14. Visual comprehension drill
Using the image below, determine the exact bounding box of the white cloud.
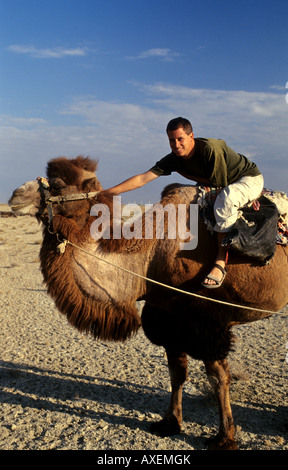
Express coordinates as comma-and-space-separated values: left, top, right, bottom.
126, 48, 181, 62
1, 84, 288, 203
141, 83, 288, 144
0, 116, 47, 127
269, 84, 287, 91
7, 45, 87, 59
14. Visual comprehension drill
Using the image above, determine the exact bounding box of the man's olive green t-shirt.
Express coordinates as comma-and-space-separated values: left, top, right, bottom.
149, 138, 261, 187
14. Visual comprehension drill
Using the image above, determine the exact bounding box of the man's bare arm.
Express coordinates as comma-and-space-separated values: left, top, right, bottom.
102, 171, 159, 196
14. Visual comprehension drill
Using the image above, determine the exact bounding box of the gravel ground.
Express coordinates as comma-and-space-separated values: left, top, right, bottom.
0, 211, 287, 452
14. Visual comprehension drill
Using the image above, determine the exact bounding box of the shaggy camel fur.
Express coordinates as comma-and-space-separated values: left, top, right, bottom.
9, 156, 288, 450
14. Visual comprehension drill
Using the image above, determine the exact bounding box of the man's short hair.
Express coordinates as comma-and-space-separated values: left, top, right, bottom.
166, 117, 193, 135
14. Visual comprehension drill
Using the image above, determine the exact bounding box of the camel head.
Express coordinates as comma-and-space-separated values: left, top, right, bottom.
9, 156, 102, 223
9, 179, 41, 216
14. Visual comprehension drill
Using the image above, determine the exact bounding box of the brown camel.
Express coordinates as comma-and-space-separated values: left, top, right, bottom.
9, 156, 288, 450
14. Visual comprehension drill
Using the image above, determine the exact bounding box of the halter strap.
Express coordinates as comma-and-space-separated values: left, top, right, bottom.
37, 177, 100, 232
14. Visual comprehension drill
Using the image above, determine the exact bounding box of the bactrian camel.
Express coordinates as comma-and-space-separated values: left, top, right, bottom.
9, 156, 288, 450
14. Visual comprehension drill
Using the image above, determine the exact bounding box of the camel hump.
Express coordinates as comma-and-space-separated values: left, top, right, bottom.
161, 183, 198, 203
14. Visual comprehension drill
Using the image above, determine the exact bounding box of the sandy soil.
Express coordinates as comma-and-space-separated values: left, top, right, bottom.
0, 206, 287, 451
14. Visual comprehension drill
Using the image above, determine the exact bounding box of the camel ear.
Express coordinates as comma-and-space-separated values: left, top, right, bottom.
81, 177, 98, 192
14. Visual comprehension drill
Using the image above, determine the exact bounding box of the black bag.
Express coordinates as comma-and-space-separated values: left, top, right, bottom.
222, 195, 279, 264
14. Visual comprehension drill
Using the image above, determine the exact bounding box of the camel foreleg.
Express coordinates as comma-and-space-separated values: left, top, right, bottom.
150, 350, 188, 436
204, 359, 238, 450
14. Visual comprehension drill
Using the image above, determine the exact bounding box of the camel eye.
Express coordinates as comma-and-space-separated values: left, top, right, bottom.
49, 178, 66, 194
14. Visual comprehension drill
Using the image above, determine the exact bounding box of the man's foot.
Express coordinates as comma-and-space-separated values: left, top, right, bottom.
201, 263, 227, 289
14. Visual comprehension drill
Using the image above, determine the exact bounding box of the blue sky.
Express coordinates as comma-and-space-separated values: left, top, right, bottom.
0, 0, 287, 204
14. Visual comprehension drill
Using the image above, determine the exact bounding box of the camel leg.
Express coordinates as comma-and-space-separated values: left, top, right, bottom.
150, 350, 188, 436
204, 359, 238, 450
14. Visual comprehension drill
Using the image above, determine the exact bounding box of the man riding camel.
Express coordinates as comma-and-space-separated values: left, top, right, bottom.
102, 117, 264, 288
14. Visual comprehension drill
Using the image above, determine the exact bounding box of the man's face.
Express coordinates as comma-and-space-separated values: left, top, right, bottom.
167, 127, 195, 159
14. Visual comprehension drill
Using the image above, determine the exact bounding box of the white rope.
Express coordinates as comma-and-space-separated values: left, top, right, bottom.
64, 239, 285, 316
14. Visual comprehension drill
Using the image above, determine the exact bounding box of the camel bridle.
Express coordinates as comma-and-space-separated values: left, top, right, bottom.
37, 176, 100, 231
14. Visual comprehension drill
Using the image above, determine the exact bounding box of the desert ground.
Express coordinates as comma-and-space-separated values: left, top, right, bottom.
0, 204, 287, 451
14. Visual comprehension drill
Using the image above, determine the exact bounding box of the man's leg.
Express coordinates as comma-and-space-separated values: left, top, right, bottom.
202, 174, 264, 288
202, 233, 227, 286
